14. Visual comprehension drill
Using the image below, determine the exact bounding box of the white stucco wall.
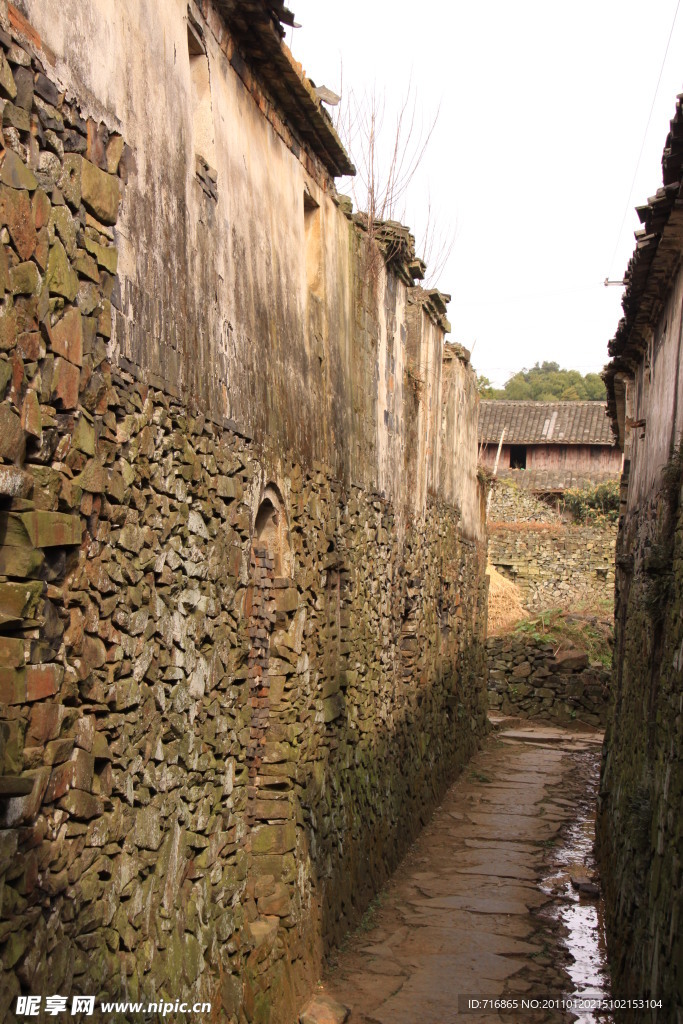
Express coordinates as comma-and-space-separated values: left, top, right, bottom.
626, 264, 683, 504
440, 347, 483, 541
20, 0, 481, 525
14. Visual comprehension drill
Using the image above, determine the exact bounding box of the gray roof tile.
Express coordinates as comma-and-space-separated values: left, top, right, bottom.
478, 401, 616, 445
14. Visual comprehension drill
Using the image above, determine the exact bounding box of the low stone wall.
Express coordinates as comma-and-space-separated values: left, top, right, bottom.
487, 635, 610, 727
489, 523, 616, 611
487, 480, 617, 612
488, 481, 561, 525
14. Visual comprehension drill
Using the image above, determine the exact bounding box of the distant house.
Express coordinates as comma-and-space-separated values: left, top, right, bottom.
478, 400, 623, 490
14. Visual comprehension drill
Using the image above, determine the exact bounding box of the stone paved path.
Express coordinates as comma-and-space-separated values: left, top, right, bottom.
315, 720, 606, 1024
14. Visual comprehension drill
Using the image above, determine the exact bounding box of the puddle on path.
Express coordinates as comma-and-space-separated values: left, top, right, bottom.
317, 727, 617, 1024
539, 748, 614, 1023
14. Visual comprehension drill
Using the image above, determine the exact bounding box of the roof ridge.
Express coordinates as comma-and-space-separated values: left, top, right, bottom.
479, 399, 607, 406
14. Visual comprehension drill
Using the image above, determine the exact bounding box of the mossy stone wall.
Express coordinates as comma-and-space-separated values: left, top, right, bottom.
597, 466, 683, 1022
0, 13, 488, 1023
487, 634, 610, 726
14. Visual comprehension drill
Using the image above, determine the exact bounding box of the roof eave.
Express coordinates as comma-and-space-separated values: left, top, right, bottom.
604, 92, 683, 432
214, 0, 356, 178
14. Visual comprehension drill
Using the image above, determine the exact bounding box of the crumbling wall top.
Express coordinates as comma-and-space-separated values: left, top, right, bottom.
604, 91, 683, 445
206, 0, 355, 177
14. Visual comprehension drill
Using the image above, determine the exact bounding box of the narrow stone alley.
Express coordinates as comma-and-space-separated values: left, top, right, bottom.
309, 720, 611, 1024
2, 3, 683, 1021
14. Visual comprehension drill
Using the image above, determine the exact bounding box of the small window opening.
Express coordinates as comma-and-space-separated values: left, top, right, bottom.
510, 445, 527, 469
253, 484, 292, 578
304, 189, 322, 296
188, 21, 216, 175
254, 498, 280, 571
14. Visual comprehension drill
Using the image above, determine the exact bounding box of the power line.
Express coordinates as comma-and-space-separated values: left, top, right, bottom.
607, 0, 681, 277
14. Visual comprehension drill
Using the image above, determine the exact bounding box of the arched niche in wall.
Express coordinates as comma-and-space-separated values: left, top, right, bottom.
252, 483, 292, 578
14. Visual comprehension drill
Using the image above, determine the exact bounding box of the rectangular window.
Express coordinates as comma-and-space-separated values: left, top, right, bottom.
510, 445, 527, 469
304, 189, 322, 296
188, 19, 216, 189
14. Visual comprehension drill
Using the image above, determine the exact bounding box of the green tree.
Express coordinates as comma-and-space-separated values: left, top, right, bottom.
476, 374, 500, 398
583, 373, 606, 400
480, 362, 606, 402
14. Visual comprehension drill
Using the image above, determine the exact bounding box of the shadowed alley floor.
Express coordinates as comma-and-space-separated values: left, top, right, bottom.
314, 720, 610, 1024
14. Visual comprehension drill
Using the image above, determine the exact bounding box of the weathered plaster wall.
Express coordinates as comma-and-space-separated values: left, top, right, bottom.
0, 5, 487, 1023
440, 343, 483, 540
18, 0, 471, 518
623, 266, 683, 506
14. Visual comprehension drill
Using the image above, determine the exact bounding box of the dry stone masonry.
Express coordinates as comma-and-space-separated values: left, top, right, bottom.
488, 481, 616, 611
0, 5, 488, 1023
487, 634, 610, 727
598, 463, 683, 1021
486, 483, 613, 731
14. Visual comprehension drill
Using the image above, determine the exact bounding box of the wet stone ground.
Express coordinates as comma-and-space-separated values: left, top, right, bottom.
314, 719, 613, 1024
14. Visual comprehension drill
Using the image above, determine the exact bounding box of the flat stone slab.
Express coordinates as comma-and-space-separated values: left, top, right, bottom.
308, 723, 606, 1023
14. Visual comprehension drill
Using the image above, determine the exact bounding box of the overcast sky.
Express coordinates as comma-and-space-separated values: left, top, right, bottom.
288, 1, 683, 387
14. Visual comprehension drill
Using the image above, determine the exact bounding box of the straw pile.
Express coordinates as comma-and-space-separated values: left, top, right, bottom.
487, 564, 528, 635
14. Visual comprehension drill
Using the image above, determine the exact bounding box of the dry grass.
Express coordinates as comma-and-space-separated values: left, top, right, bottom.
487, 564, 529, 635
487, 567, 614, 664
513, 607, 613, 667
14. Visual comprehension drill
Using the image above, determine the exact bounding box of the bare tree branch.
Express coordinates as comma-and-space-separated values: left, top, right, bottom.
335, 78, 455, 289
418, 191, 458, 289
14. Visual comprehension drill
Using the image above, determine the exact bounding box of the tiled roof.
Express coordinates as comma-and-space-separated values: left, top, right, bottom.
478, 401, 616, 445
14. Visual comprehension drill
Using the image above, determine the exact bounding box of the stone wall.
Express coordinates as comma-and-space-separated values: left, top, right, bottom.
597, 460, 683, 1022
1, 369, 488, 1020
487, 635, 610, 727
488, 482, 616, 611
488, 481, 561, 525
599, 91, 683, 1021
0, 6, 488, 1024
